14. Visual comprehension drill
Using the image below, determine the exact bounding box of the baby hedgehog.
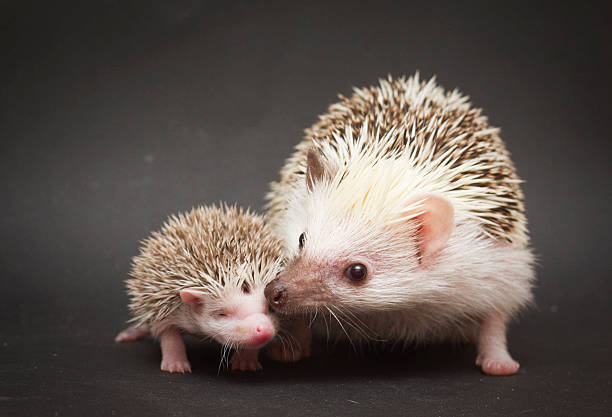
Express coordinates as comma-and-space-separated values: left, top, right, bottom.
115, 204, 284, 372
265, 73, 536, 376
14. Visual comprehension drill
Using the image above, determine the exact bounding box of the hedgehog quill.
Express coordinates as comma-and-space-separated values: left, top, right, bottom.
115, 204, 285, 372
265, 74, 536, 376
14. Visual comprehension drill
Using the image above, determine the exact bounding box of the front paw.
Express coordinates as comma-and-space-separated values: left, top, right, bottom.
161, 358, 192, 373
230, 351, 262, 371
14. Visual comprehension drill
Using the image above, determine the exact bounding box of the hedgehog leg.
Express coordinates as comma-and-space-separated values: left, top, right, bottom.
114, 324, 151, 342
159, 326, 191, 373
475, 314, 519, 376
230, 349, 262, 371
266, 317, 311, 363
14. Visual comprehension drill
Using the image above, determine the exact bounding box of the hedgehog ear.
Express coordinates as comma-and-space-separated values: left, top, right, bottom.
180, 288, 207, 308
306, 148, 329, 191
405, 194, 454, 262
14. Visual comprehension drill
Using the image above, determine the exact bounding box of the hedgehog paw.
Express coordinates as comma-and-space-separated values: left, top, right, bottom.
476, 314, 519, 376
476, 353, 519, 376
161, 358, 192, 373
159, 326, 190, 373
230, 349, 262, 371
115, 325, 150, 342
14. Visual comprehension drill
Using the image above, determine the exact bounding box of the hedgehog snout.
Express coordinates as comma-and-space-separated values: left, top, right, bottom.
265, 280, 287, 311
237, 313, 276, 348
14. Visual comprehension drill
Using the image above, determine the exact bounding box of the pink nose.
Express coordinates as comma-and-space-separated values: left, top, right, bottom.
241, 313, 275, 348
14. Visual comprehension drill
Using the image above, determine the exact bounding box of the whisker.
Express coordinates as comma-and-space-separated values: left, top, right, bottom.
277, 330, 297, 360
308, 307, 319, 328
226, 340, 235, 371
326, 306, 357, 353
321, 309, 330, 343
218, 342, 228, 375
335, 307, 382, 343
276, 333, 288, 358
341, 308, 376, 336
283, 330, 299, 359
333, 308, 370, 341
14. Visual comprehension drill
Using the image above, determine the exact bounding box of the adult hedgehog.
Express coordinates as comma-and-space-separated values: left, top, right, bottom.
265, 74, 535, 375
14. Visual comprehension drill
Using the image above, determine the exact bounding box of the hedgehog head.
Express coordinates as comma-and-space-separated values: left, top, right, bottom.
126, 205, 285, 348
267, 147, 455, 313
180, 282, 277, 349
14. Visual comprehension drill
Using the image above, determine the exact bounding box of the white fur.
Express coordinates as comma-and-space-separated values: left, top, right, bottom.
267, 74, 535, 347
152, 285, 277, 348
297, 121, 526, 245
276, 189, 535, 344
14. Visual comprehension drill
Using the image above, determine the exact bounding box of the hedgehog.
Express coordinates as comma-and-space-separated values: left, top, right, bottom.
115, 204, 286, 372
264, 73, 536, 376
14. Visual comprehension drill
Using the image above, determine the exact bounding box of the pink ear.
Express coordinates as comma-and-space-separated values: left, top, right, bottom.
408, 194, 454, 260
306, 148, 328, 191
180, 288, 207, 308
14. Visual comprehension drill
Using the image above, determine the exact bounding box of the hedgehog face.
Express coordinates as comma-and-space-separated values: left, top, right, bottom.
180, 285, 277, 349
267, 149, 455, 314
268, 209, 421, 313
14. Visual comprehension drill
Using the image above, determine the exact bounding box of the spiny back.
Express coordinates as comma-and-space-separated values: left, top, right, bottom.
126, 204, 284, 326
267, 74, 528, 246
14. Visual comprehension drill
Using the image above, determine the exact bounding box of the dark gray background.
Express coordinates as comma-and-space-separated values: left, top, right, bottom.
1, 1, 611, 416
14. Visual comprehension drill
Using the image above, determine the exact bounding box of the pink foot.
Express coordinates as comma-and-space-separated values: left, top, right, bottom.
230, 349, 262, 371
115, 325, 151, 342
476, 353, 520, 376
477, 314, 520, 376
158, 326, 191, 374
161, 357, 192, 373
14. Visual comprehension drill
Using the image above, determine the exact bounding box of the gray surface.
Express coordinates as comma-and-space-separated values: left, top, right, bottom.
1, 1, 611, 416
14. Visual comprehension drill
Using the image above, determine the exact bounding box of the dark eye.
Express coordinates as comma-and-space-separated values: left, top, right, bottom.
214, 310, 228, 318
298, 232, 306, 249
344, 263, 367, 282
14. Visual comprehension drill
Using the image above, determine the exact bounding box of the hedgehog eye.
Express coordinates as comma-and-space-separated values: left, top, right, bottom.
344, 263, 367, 282
298, 232, 306, 250
214, 310, 228, 318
